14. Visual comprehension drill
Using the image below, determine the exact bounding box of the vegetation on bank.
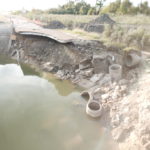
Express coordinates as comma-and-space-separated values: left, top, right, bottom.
63, 23, 150, 51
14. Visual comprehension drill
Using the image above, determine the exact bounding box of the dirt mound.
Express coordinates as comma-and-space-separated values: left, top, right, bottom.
44, 20, 66, 29
110, 71, 150, 150
84, 14, 115, 33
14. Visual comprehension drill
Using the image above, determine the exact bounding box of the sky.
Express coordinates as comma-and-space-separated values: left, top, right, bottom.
0, 0, 149, 11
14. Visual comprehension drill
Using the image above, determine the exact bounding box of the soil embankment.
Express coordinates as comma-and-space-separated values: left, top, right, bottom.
1, 17, 149, 150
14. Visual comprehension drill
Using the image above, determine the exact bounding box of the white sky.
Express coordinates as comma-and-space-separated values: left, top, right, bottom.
0, 0, 149, 11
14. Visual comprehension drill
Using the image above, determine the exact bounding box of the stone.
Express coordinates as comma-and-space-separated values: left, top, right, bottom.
120, 85, 127, 94
141, 135, 150, 146
79, 58, 92, 70
119, 79, 128, 85
99, 74, 111, 86
111, 114, 120, 128
56, 70, 65, 78
75, 69, 80, 73
92, 54, 109, 74
112, 90, 120, 100
90, 73, 104, 83
83, 68, 94, 77
77, 78, 95, 89
112, 127, 123, 141
144, 142, 150, 150
101, 93, 110, 100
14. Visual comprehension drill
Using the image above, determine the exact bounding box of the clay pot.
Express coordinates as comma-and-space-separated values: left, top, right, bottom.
86, 100, 102, 118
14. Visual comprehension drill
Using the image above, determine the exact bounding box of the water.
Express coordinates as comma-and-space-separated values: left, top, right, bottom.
0, 56, 118, 150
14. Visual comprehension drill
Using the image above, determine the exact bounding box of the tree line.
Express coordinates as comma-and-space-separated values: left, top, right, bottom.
13, 0, 150, 15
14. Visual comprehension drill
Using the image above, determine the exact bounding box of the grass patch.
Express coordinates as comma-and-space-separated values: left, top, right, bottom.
63, 28, 100, 40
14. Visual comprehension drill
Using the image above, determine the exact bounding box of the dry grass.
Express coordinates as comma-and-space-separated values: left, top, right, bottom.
111, 14, 150, 25
25, 13, 97, 27
101, 24, 150, 51
25, 13, 150, 26
63, 28, 100, 40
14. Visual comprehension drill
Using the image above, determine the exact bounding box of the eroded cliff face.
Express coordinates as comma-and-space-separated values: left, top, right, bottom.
9, 35, 126, 83
8, 34, 149, 150
10, 35, 103, 72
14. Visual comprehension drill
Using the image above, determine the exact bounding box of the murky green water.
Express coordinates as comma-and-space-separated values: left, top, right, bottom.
0, 55, 118, 150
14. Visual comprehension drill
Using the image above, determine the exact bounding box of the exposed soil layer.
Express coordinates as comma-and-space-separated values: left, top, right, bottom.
7, 34, 148, 150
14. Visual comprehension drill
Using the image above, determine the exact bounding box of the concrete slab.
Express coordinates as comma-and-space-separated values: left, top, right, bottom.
12, 16, 76, 43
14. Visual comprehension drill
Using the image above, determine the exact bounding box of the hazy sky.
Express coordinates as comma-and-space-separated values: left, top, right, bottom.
0, 0, 149, 11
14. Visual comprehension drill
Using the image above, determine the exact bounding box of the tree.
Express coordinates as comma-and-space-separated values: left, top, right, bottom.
120, 0, 132, 14
139, 1, 150, 15
79, 4, 91, 15
87, 7, 96, 15
95, 0, 107, 14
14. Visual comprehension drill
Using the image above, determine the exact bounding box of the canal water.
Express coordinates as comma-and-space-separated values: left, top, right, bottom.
0, 56, 118, 150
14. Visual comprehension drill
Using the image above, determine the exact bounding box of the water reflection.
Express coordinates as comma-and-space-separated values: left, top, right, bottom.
0, 64, 23, 77
0, 63, 118, 150
42, 72, 80, 96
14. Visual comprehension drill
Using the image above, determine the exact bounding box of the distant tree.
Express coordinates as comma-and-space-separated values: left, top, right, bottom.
79, 2, 91, 15
120, 0, 132, 14
87, 7, 96, 15
95, 0, 107, 14
139, 1, 150, 15
101, 0, 121, 14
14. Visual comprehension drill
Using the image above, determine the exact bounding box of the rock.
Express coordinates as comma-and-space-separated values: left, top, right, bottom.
56, 70, 65, 78
144, 142, 150, 150
79, 58, 92, 70
75, 69, 80, 73
112, 90, 120, 100
99, 74, 111, 86
92, 54, 109, 74
120, 85, 127, 94
77, 78, 95, 89
111, 114, 120, 128
90, 73, 104, 83
101, 93, 110, 100
83, 68, 94, 77
119, 79, 128, 85
115, 85, 120, 91
71, 75, 75, 79
141, 135, 150, 146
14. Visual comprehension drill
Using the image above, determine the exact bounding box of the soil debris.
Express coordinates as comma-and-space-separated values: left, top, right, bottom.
84, 14, 115, 33
43, 20, 66, 29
